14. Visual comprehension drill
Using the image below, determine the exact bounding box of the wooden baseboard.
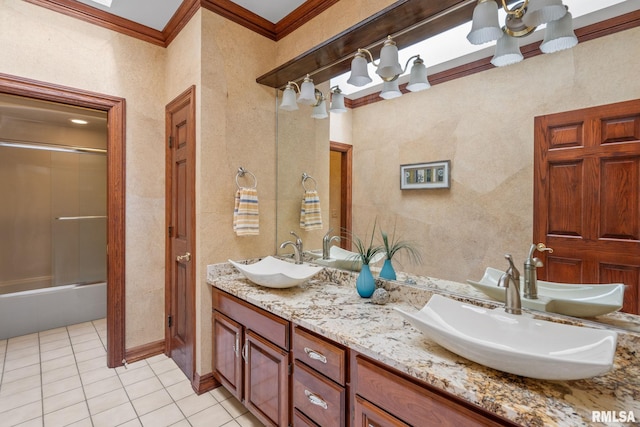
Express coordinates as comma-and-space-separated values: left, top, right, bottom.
124, 339, 165, 364
192, 371, 219, 395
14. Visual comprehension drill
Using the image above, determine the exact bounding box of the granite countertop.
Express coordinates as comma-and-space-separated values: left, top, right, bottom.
207, 262, 640, 427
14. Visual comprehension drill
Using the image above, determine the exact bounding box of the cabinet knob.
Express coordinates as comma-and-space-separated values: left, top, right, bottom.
304, 389, 328, 410
304, 347, 327, 364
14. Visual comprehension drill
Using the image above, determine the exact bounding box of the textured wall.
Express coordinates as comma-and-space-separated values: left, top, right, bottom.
350, 27, 640, 283
0, 0, 168, 349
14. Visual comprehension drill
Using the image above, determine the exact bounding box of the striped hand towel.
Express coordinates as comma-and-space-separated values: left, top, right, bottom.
233, 187, 259, 236
300, 190, 323, 231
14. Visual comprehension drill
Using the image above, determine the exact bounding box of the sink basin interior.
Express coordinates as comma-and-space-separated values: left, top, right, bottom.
395, 294, 617, 380
467, 267, 625, 317
307, 246, 385, 271
229, 256, 323, 288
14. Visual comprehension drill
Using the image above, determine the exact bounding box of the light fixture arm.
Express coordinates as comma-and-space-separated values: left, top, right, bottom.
356, 48, 378, 67
312, 89, 324, 107
501, 0, 528, 16
401, 54, 422, 75
285, 80, 301, 93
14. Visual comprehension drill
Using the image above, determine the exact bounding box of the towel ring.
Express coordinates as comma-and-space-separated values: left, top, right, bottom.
236, 167, 257, 189
302, 173, 317, 191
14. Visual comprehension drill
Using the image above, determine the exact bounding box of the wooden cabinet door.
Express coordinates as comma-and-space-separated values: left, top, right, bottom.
244, 330, 290, 427
213, 311, 243, 400
534, 99, 640, 314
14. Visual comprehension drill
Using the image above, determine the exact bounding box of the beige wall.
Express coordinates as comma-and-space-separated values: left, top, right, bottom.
348, 27, 640, 283
1, 0, 168, 349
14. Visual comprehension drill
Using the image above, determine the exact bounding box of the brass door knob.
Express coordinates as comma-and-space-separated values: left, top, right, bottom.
176, 252, 191, 262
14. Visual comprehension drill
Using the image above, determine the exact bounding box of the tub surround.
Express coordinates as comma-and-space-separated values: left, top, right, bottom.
208, 261, 640, 426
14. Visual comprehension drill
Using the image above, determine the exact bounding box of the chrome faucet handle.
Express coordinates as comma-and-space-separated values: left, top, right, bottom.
505, 253, 520, 281
323, 228, 334, 238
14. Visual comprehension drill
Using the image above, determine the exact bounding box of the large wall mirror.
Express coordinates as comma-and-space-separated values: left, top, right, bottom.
273, 2, 640, 332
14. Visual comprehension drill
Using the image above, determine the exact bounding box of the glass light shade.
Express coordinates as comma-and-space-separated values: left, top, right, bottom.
406, 58, 430, 92
376, 38, 403, 80
297, 75, 317, 105
522, 0, 567, 28
279, 85, 298, 111
540, 10, 577, 53
347, 52, 372, 87
311, 99, 328, 119
467, 0, 503, 45
329, 90, 347, 113
491, 34, 523, 67
379, 79, 402, 100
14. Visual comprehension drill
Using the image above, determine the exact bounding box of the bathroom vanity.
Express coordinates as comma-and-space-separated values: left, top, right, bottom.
208, 262, 640, 426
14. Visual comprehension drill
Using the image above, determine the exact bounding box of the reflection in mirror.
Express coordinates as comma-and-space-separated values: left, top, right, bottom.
276, 81, 330, 257
274, 6, 640, 332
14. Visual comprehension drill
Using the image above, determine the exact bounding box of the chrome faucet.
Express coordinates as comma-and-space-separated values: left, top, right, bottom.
523, 243, 553, 299
498, 254, 522, 315
322, 228, 341, 260
280, 231, 304, 264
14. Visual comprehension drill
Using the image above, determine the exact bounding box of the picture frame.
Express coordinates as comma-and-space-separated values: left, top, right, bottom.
400, 160, 450, 190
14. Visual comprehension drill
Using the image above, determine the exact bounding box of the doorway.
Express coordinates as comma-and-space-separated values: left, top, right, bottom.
533, 99, 640, 314
329, 141, 352, 248
165, 86, 196, 381
0, 73, 126, 367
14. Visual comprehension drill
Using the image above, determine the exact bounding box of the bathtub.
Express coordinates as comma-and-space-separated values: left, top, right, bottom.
0, 282, 106, 340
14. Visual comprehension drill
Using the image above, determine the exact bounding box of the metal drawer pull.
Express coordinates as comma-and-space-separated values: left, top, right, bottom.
234, 333, 240, 358
304, 347, 327, 364
304, 390, 328, 410
242, 341, 248, 363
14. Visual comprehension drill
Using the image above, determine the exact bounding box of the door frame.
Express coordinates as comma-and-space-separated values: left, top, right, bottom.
0, 73, 126, 367
164, 86, 196, 377
330, 141, 352, 249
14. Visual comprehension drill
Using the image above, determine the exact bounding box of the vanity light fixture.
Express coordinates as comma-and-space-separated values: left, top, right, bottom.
347, 35, 431, 93
70, 118, 89, 125
468, 0, 577, 67
329, 86, 347, 113
279, 76, 328, 119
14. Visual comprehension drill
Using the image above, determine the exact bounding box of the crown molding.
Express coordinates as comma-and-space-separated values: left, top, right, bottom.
25, 0, 339, 46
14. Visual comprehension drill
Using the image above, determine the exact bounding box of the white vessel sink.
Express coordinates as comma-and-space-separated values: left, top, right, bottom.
395, 294, 617, 380
306, 246, 385, 271
229, 256, 323, 288
467, 267, 625, 318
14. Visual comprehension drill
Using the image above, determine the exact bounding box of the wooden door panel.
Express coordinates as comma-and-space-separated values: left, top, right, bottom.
600, 263, 640, 314
165, 86, 196, 380
534, 99, 640, 314
547, 161, 584, 237
600, 114, 640, 143
600, 157, 639, 240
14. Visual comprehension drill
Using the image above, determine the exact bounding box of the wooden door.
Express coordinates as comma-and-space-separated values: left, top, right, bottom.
165, 86, 196, 379
244, 330, 290, 427
534, 99, 640, 314
213, 311, 243, 400
329, 142, 352, 249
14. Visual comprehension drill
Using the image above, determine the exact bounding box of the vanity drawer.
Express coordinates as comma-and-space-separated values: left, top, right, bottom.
293, 408, 319, 427
354, 354, 516, 426
293, 326, 346, 385
213, 288, 290, 350
293, 360, 346, 427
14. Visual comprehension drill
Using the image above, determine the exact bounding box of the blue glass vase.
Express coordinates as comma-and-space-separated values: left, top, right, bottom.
356, 264, 376, 298
379, 259, 396, 280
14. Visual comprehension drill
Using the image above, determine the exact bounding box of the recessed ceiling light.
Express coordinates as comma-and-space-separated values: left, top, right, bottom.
90, 0, 113, 7
70, 119, 89, 125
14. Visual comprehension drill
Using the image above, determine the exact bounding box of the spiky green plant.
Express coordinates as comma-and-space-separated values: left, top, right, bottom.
380, 223, 422, 264
347, 220, 385, 265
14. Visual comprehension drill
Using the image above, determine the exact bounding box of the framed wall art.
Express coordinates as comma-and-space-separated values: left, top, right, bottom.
400, 160, 450, 190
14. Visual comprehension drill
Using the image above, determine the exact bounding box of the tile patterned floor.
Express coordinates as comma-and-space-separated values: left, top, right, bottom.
0, 319, 264, 427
